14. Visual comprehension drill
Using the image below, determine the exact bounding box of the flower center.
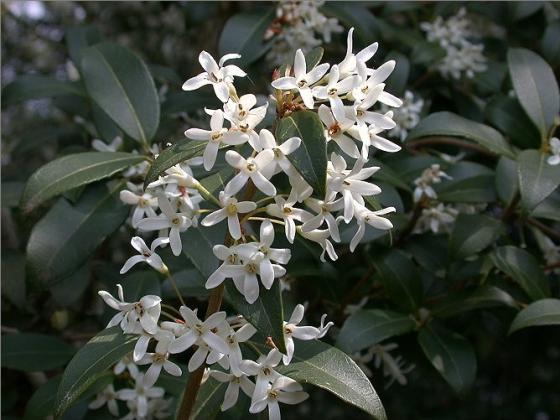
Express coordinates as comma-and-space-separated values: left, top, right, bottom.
297, 79, 307, 88
153, 353, 166, 363
227, 254, 238, 264
211, 132, 223, 142
138, 197, 148, 207
134, 303, 144, 316
239, 123, 249, 132
328, 124, 341, 137
209, 72, 222, 83
328, 87, 338, 96
282, 206, 293, 215
172, 217, 182, 226
273, 147, 282, 158
268, 390, 279, 399
246, 162, 257, 172
356, 109, 364, 117
246, 263, 258, 274
226, 203, 238, 215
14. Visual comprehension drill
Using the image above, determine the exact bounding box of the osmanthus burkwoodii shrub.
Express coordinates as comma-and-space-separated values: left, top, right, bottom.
1, 2, 559, 419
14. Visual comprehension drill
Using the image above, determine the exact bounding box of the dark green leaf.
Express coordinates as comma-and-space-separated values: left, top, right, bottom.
148, 64, 182, 85
1, 333, 74, 372
51, 262, 91, 306
509, 299, 560, 334
2, 76, 85, 107
491, 246, 550, 301
65, 26, 103, 71
181, 224, 225, 278
81, 42, 160, 143
278, 340, 386, 419
437, 174, 497, 203
91, 102, 122, 143
507, 48, 560, 138
21, 152, 145, 212
531, 192, 560, 221
321, 2, 379, 42
224, 279, 287, 354
450, 214, 503, 259
384, 52, 410, 96
55, 327, 137, 417
541, 20, 560, 66
276, 110, 328, 197
517, 149, 560, 212
27, 184, 129, 285
508, 1, 543, 21
190, 377, 228, 420
218, 9, 275, 67
417, 324, 476, 394
408, 112, 515, 159
373, 250, 423, 312
1, 252, 26, 309
336, 309, 416, 353
162, 269, 208, 300
161, 91, 220, 115
411, 41, 446, 65
431, 286, 517, 318
495, 156, 519, 204
473, 60, 507, 95
24, 376, 61, 420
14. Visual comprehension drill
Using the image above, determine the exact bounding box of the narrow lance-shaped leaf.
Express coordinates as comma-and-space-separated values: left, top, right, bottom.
81, 42, 160, 143
21, 152, 146, 212
507, 48, 560, 139
417, 323, 477, 395
277, 340, 386, 419
1, 75, 86, 107
517, 149, 560, 212
55, 327, 137, 417
407, 112, 516, 159
336, 309, 416, 353
276, 110, 328, 197
509, 299, 560, 334
431, 286, 517, 319
1, 333, 75, 372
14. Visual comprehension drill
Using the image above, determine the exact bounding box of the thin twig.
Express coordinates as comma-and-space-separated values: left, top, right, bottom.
526, 218, 560, 242
406, 136, 496, 157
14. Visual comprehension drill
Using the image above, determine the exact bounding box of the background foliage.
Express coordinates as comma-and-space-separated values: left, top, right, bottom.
2, 2, 560, 419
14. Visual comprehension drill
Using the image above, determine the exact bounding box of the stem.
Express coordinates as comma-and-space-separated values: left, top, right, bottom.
164, 270, 186, 307
501, 192, 520, 222
406, 136, 496, 157
395, 200, 424, 245
526, 218, 560, 241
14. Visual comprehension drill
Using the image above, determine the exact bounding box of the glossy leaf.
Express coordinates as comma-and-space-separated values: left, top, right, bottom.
437, 175, 497, 203
190, 377, 228, 420
517, 149, 560, 212
2, 75, 85, 107
24, 376, 61, 420
495, 156, 519, 204
81, 42, 160, 143
531, 192, 560, 222
373, 250, 423, 312
408, 112, 515, 159
1, 333, 75, 372
491, 246, 550, 301
418, 324, 476, 395
27, 184, 129, 285
431, 286, 517, 318
218, 9, 275, 67
276, 110, 328, 197
224, 279, 287, 354
278, 340, 386, 419
321, 2, 379, 41
65, 26, 103, 71
21, 152, 145, 212
509, 299, 560, 334
508, 48, 560, 138
181, 223, 225, 279
541, 21, 560, 66
450, 214, 503, 259
55, 327, 137, 417
336, 309, 416, 353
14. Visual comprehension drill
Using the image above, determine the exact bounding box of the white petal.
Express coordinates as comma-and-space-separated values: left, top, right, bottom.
120, 255, 145, 274
294, 49, 306, 79
271, 77, 297, 90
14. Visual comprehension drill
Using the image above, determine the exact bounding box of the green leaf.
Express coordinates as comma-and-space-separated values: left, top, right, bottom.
277, 340, 386, 419
372, 250, 423, 312
437, 174, 497, 203
190, 377, 228, 420
449, 214, 504, 259
65, 26, 103, 71
27, 184, 129, 285
417, 324, 476, 395
81, 42, 160, 143
161, 91, 220, 115
1, 252, 26, 309
431, 286, 517, 318
495, 156, 519, 204
507, 48, 560, 138
24, 376, 62, 420
336, 309, 416, 353
541, 21, 560, 66
407, 112, 515, 159
224, 279, 287, 354
490, 246, 550, 301
2, 76, 85, 107
276, 110, 328, 197
181, 223, 225, 278
509, 299, 560, 334
384, 51, 410, 96
321, 2, 379, 42
91, 102, 122, 143
21, 152, 145, 212
1, 333, 75, 372
218, 9, 275, 67
55, 327, 137, 418
51, 262, 91, 306
411, 41, 446, 65
517, 149, 560, 212
531, 192, 560, 222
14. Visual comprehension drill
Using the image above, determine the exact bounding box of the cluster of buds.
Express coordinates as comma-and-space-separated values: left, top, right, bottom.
94, 27, 403, 419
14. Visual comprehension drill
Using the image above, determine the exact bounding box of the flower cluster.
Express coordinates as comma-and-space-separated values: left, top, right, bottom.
94, 27, 402, 419
381, 90, 424, 141
265, 0, 343, 67
421, 7, 487, 80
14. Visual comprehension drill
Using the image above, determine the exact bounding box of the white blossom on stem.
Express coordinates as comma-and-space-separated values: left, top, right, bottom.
249, 376, 309, 420
201, 192, 257, 240
224, 148, 276, 196
210, 370, 256, 411
120, 236, 169, 274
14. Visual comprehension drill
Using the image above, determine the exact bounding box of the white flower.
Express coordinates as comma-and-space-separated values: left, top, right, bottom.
223, 95, 268, 150
302, 195, 343, 241
266, 196, 312, 243
224, 147, 276, 196
182, 51, 246, 102
351, 60, 400, 105
168, 306, 230, 358
89, 384, 119, 416
547, 137, 560, 165
137, 194, 192, 256
185, 109, 249, 171
136, 330, 183, 388
413, 164, 451, 202
119, 187, 158, 228
210, 370, 255, 411
206, 244, 244, 290
114, 353, 139, 378
117, 373, 165, 418
349, 204, 395, 252
98, 284, 161, 334
271, 48, 330, 109
318, 104, 360, 159
201, 192, 257, 240
382, 90, 424, 141
372, 343, 415, 388
414, 203, 458, 234
240, 348, 283, 401
282, 304, 321, 364
258, 130, 301, 178
91, 135, 122, 152
120, 236, 169, 274
222, 323, 257, 376
249, 376, 309, 420
298, 228, 338, 262
313, 65, 360, 121
338, 27, 379, 77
